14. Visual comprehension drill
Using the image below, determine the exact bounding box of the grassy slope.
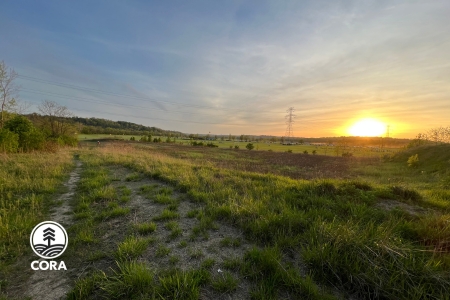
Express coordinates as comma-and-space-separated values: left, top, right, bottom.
73, 144, 449, 299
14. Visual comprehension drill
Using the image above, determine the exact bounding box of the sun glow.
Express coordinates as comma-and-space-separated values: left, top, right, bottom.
348, 118, 386, 137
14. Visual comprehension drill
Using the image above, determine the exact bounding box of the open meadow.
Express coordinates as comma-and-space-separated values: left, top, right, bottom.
1, 142, 449, 299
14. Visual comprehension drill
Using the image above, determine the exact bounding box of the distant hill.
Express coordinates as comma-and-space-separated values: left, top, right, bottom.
26, 113, 183, 136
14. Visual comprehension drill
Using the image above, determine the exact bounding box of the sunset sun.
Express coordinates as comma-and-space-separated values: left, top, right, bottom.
348, 119, 386, 137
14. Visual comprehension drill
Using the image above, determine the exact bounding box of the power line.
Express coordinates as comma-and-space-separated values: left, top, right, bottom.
20, 88, 269, 119
17, 74, 278, 114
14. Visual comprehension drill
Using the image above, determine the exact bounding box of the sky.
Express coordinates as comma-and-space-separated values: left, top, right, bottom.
1, 0, 449, 138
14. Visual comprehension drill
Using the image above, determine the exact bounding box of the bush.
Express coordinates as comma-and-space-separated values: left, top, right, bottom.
287, 149, 292, 153
342, 152, 353, 157
234, 145, 239, 149
407, 154, 419, 168
206, 142, 218, 147
19, 128, 45, 151
0, 129, 19, 153
303, 150, 308, 154
130, 137, 135, 141
246, 143, 254, 150
140, 136, 147, 142
4, 115, 35, 149
312, 150, 317, 155
57, 135, 78, 147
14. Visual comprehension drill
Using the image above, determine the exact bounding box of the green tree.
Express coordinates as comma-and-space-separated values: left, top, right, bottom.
246, 143, 254, 150
0, 129, 18, 153
4, 116, 44, 151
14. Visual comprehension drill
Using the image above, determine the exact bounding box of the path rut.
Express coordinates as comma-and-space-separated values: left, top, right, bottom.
23, 160, 82, 300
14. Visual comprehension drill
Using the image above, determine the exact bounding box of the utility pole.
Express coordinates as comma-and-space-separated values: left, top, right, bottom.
285, 107, 295, 144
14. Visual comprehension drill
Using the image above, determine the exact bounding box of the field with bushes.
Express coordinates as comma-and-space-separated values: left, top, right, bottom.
1, 142, 449, 299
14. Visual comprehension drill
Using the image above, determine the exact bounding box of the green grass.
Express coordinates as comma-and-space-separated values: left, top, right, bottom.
153, 209, 180, 221
82, 144, 450, 299
115, 236, 153, 261
220, 236, 242, 248
133, 222, 157, 234
155, 245, 171, 257
28, 143, 449, 299
0, 151, 74, 272
211, 272, 238, 293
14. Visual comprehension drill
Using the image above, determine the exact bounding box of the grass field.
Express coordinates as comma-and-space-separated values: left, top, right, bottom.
79, 133, 400, 158
1, 142, 449, 299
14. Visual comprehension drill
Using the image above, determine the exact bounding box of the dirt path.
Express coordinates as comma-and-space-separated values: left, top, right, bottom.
22, 160, 82, 300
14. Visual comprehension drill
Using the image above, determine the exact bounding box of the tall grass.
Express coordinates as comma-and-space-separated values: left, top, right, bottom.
0, 151, 73, 270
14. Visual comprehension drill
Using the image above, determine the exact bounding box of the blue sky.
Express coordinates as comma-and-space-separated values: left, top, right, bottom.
1, 0, 449, 137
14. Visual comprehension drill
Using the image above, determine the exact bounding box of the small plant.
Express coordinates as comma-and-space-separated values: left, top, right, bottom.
134, 222, 157, 234
169, 255, 180, 264
115, 236, 152, 261
234, 145, 239, 149
125, 172, 142, 182
286, 149, 292, 153
155, 245, 171, 257
342, 151, 353, 157
186, 209, 199, 218
211, 272, 238, 293
153, 209, 179, 221
407, 154, 419, 168
312, 150, 317, 155
201, 258, 215, 269
189, 248, 204, 259
220, 237, 241, 248
246, 143, 254, 150
130, 136, 135, 141
303, 150, 308, 154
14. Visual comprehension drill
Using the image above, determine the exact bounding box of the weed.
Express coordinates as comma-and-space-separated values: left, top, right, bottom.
133, 222, 157, 234
155, 245, 171, 257
115, 236, 153, 261
125, 172, 142, 181
220, 236, 241, 248
153, 209, 179, 221
211, 272, 238, 293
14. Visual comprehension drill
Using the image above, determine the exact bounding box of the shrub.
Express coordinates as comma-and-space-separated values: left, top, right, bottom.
140, 136, 147, 142
130, 137, 135, 141
0, 129, 19, 153
21, 128, 45, 151
342, 152, 353, 157
234, 145, 239, 149
303, 150, 308, 154
3, 115, 44, 150
286, 149, 292, 153
312, 150, 317, 155
206, 142, 218, 147
246, 143, 254, 150
57, 135, 78, 147
407, 154, 419, 168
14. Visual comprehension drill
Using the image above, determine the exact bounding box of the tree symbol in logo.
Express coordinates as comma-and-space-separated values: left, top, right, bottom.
43, 227, 55, 247
30, 221, 68, 259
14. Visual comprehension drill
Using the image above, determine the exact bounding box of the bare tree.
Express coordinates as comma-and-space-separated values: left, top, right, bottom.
0, 61, 20, 128
38, 100, 74, 136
